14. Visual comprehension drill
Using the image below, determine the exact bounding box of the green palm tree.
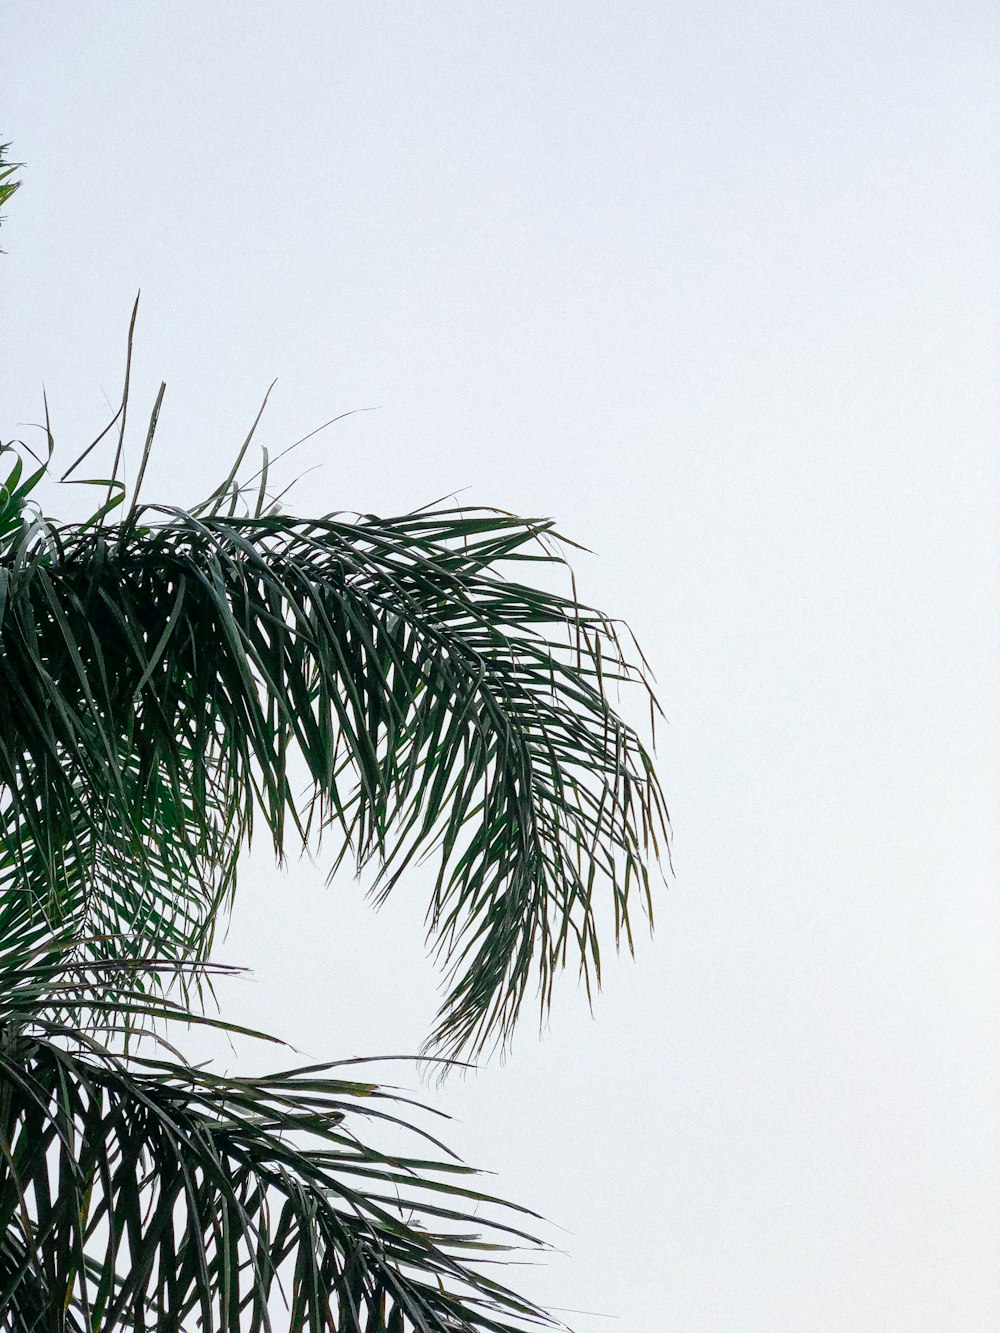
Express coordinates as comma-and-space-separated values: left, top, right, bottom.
0, 309, 667, 1330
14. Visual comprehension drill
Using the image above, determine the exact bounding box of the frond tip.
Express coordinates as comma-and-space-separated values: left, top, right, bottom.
0, 143, 22, 244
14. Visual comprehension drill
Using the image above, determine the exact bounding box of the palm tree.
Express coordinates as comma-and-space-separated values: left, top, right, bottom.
0, 307, 668, 1330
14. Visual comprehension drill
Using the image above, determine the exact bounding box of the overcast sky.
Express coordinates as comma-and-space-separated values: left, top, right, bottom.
3, 4, 999, 1330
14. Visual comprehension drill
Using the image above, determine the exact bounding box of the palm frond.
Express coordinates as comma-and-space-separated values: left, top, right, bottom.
1, 497, 667, 1057
0, 954, 553, 1333
0, 413, 667, 1056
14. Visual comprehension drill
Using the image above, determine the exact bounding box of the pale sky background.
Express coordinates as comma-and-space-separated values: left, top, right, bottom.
3, 4, 999, 1330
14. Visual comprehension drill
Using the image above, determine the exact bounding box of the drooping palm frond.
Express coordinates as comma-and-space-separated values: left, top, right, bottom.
0, 409, 668, 1058
0, 951, 552, 1333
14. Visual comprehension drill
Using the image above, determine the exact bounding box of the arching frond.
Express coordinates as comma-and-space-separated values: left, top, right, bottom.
0, 435, 668, 1057
0, 954, 552, 1333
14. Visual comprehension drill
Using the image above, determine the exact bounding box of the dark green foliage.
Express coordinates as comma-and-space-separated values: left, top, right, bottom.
0, 337, 667, 1329
0, 951, 549, 1332
0, 438, 666, 1058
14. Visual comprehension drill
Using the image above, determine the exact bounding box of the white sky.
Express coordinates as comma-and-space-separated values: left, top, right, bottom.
3, 4, 999, 1330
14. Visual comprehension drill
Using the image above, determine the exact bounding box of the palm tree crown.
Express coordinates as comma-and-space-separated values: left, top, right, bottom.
0, 340, 667, 1331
